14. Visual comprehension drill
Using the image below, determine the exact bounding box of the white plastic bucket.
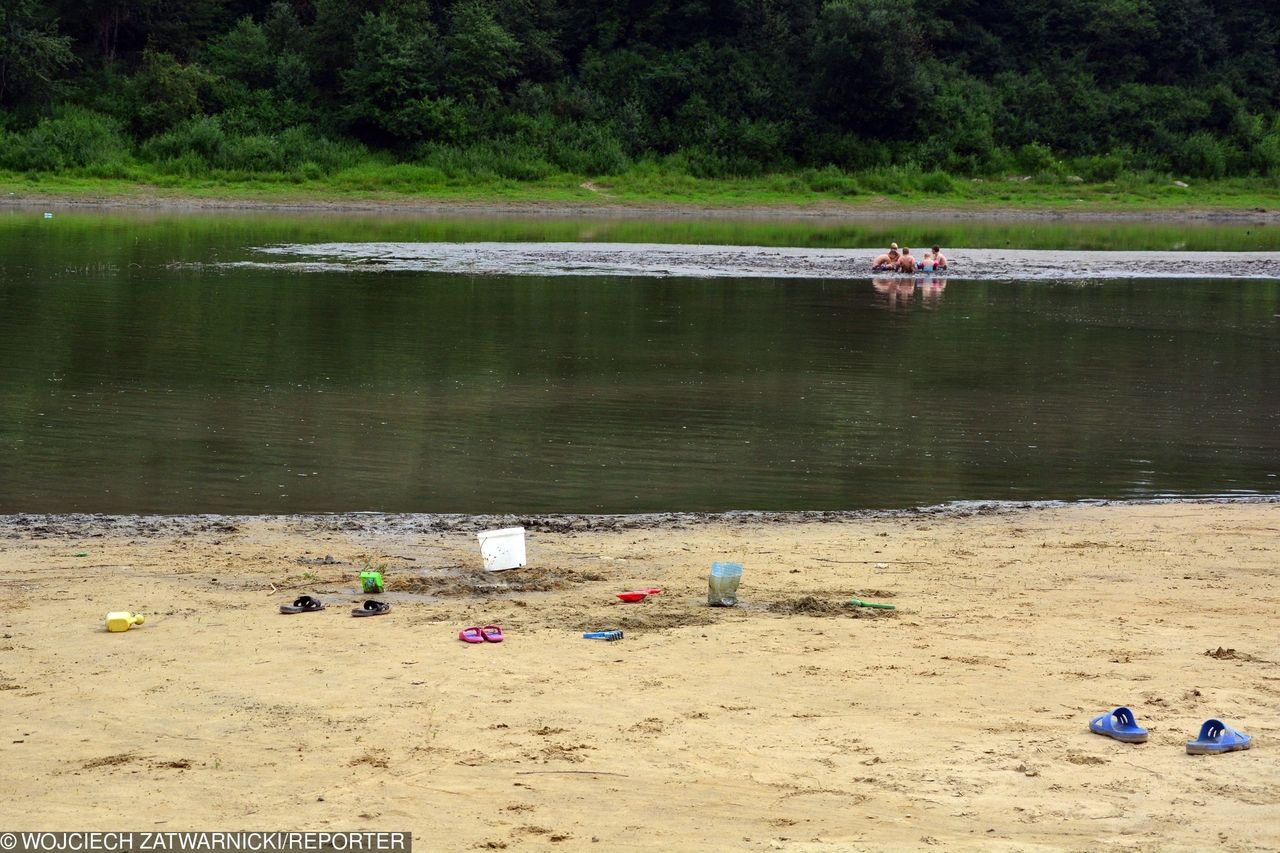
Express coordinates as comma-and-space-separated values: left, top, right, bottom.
477, 527, 527, 571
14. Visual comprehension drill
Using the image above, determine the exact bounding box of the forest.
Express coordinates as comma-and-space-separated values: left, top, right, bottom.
1, 0, 1278, 191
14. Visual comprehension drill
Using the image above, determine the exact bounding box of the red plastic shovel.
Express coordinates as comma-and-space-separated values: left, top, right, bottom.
615, 587, 663, 603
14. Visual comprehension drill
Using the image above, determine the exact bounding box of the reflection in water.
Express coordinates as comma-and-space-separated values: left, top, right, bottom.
872, 276, 916, 310
0, 220, 1278, 514
919, 277, 947, 305
872, 276, 947, 309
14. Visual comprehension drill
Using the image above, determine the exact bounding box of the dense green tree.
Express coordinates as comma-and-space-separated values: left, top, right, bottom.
812, 0, 927, 136
131, 49, 215, 137
491, 0, 563, 81
445, 1, 520, 104
0, 1, 75, 108
1, 0, 1278, 178
205, 16, 273, 89
341, 4, 453, 143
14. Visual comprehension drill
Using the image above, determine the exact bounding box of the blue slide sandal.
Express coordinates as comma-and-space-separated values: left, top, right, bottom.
1186, 719, 1252, 755
1089, 707, 1149, 743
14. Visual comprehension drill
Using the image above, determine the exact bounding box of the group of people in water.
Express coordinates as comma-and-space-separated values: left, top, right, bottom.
872, 243, 948, 273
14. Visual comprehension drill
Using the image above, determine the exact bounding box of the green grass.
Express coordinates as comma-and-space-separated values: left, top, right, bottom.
2, 163, 1278, 213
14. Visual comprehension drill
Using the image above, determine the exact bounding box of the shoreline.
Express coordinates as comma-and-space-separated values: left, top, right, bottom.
6, 495, 1279, 536
2, 500, 1276, 848
3, 189, 1279, 223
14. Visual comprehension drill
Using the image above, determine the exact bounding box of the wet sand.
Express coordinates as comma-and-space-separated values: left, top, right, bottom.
1, 501, 1276, 850
237, 242, 1280, 280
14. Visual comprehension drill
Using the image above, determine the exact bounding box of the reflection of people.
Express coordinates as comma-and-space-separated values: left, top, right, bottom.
872, 243, 900, 271
897, 247, 917, 272
919, 276, 947, 304
872, 276, 915, 309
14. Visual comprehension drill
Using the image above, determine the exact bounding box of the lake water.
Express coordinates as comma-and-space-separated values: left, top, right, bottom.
1, 209, 1277, 514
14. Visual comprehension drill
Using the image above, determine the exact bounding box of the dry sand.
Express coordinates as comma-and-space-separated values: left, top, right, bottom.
0, 502, 1277, 851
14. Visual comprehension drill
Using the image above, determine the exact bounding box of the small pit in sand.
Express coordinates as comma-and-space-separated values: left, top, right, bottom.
385, 567, 607, 597
573, 608, 720, 633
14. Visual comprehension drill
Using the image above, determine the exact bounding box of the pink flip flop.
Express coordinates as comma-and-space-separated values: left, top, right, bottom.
458, 626, 484, 644
480, 625, 504, 643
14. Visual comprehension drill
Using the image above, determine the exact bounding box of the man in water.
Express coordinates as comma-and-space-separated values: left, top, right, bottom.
872, 243, 900, 271
896, 247, 917, 272
920, 245, 948, 271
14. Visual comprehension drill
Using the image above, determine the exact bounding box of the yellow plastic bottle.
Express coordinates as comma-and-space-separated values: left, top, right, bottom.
105, 611, 145, 633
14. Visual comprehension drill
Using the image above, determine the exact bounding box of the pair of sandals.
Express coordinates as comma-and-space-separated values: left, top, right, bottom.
458, 625, 504, 643
279, 595, 391, 617
1090, 706, 1252, 754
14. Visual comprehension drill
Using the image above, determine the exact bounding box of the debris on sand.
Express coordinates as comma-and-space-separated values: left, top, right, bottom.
1204, 647, 1261, 662
767, 597, 897, 618
768, 596, 846, 616
297, 555, 339, 566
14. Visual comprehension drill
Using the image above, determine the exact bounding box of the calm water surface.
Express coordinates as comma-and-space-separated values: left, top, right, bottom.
1, 211, 1277, 513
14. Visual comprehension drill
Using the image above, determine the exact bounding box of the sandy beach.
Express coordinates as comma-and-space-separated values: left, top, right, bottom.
1, 501, 1277, 851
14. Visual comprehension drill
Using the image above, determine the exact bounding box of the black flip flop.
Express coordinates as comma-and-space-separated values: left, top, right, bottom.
279, 595, 326, 614
351, 600, 391, 617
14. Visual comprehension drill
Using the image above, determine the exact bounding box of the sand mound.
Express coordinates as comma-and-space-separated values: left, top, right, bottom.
766, 596, 897, 618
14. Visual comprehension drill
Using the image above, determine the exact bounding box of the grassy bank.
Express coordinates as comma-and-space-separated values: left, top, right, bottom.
3, 164, 1279, 214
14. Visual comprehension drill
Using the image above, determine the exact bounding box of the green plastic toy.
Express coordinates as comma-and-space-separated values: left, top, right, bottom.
360, 571, 385, 594
848, 598, 896, 610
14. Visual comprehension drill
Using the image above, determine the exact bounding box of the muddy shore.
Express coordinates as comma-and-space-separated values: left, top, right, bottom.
1, 500, 1276, 849
235, 242, 1280, 280
3, 496, 1277, 537
3, 192, 1279, 223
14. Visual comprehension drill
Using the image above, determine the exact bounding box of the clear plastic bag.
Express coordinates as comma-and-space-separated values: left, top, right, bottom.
707, 561, 743, 607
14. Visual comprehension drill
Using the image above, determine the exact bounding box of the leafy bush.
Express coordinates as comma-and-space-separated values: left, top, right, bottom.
414, 143, 499, 181
1077, 152, 1126, 182
859, 165, 920, 194
802, 165, 860, 195
548, 124, 629, 175
917, 170, 954, 193
1014, 142, 1057, 175
141, 116, 367, 175
0, 107, 129, 171
1174, 131, 1228, 179
140, 115, 227, 167
1253, 127, 1280, 176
